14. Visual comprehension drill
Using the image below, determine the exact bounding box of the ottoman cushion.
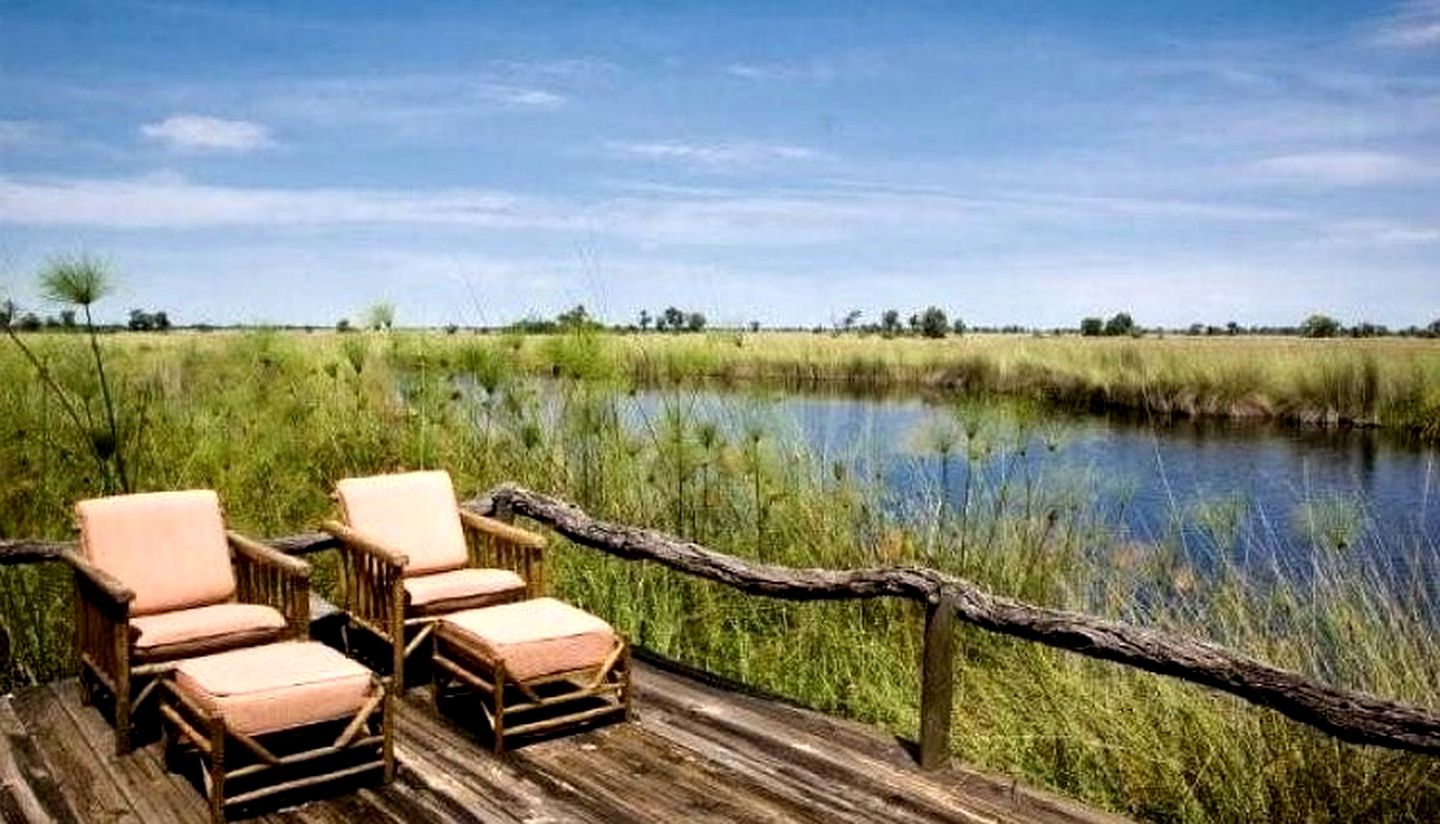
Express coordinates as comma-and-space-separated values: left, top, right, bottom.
173, 641, 372, 736
438, 598, 616, 681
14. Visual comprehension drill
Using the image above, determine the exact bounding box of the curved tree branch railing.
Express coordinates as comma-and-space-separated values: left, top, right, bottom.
475, 484, 1440, 762
4, 482, 1437, 769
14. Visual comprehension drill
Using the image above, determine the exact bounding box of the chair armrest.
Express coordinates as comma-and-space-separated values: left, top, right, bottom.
61, 549, 135, 613
229, 530, 311, 641
458, 510, 546, 549
227, 531, 310, 579
321, 521, 409, 569
458, 509, 546, 597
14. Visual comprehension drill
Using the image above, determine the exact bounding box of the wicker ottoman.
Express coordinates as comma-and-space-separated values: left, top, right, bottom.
432, 597, 630, 752
161, 641, 393, 821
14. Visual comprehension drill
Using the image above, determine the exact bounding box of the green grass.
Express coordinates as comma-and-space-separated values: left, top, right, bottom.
397, 329, 1440, 440
1, 329, 1437, 822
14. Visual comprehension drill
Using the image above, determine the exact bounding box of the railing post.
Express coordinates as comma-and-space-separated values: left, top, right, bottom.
919, 594, 956, 771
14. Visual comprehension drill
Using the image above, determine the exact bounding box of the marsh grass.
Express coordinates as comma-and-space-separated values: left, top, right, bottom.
411, 331, 1440, 441
1, 330, 1437, 822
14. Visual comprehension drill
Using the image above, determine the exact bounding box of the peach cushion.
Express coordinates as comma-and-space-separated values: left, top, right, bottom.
336, 471, 468, 576
77, 490, 235, 616
132, 603, 287, 652
173, 642, 373, 736
404, 568, 525, 608
438, 598, 617, 681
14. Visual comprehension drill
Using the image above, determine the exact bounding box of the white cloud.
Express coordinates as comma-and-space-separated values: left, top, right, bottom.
724, 62, 835, 83
140, 115, 274, 152
486, 86, 565, 107
1370, 1, 1440, 47
1250, 151, 1437, 185
609, 141, 829, 168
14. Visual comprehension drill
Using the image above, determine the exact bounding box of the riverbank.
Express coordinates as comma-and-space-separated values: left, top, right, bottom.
602, 332, 1440, 437
1, 330, 1436, 822
31, 329, 1440, 438
361, 330, 1440, 440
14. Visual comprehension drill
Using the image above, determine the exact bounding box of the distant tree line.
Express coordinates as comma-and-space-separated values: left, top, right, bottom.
126, 308, 172, 332
1079, 313, 1137, 337
806, 306, 966, 339
637, 306, 707, 333
1077, 312, 1440, 339
14, 299, 1416, 339
1174, 314, 1440, 339
1, 300, 176, 333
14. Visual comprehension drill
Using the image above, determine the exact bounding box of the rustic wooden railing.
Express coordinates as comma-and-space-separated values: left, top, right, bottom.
3, 482, 1438, 771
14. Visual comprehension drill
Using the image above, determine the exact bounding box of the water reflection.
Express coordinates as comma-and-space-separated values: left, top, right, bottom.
609, 384, 1439, 573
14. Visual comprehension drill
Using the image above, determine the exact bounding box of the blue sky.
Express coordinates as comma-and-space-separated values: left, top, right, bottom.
1, 0, 1438, 328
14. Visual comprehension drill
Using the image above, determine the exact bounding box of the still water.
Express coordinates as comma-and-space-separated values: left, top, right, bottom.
611, 386, 1439, 575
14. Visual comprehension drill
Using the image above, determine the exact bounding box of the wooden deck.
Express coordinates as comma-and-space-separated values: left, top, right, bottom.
0, 655, 1124, 824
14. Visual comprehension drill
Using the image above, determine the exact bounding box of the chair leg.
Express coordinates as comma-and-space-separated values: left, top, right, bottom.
393, 634, 406, 692
78, 666, 93, 707
492, 673, 505, 755
113, 625, 133, 755
162, 714, 181, 773
208, 723, 226, 823
430, 655, 443, 713
381, 678, 396, 784
114, 686, 132, 755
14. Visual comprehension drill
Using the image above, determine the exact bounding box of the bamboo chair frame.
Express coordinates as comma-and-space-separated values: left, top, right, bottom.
66, 533, 310, 755
160, 671, 394, 822
322, 508, 546, 688
432, 630, 631, 754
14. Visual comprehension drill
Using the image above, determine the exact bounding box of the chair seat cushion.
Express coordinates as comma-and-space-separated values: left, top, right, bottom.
404, 567, 525, 616
133, 602, 288, 662
173, 642, 373, 736
437, 598, 617, 681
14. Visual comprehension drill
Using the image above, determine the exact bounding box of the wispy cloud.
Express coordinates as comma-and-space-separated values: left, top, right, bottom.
1250, 150, 1438, 185
1322, 218, 1440, 246
487, 57, 616, 79
724, 61, 836, 83
478, 84, 566, 107
140, 115, 273, 152
257, 76, 567, 132
0, 174, 571, 230
608, 140, 829, 168
0, 173, 1307, 242
1370, 0, 1440, 47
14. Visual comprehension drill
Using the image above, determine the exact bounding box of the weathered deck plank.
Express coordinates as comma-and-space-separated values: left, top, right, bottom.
0, 697, 80, 824
1, 661, 1125, 824
9, 686, 143, 823
632, 659, 1116, 824
48, 681, 211, 824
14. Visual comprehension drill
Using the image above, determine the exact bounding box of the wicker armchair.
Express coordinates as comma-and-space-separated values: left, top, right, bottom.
322, 470, 546, 688
67, 490, 310, 754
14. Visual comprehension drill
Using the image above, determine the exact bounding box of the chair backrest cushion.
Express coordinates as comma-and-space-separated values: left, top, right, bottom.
335, 470, 469, 576
76, 490, 236, 616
